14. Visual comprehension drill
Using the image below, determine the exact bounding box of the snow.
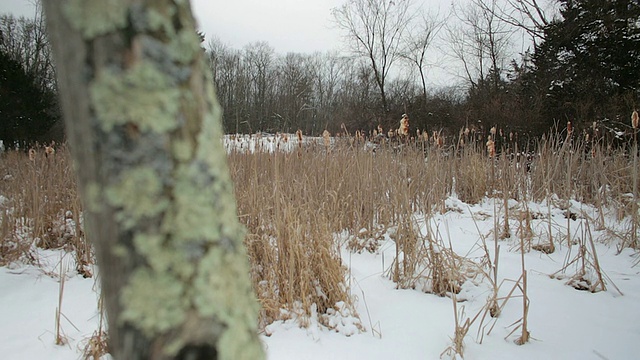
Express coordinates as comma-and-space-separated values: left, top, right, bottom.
2, 195, 640, 359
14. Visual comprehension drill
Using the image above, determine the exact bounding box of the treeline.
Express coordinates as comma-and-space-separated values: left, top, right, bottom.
208, 0, 640, 143
0, 8, 61, 149
207, 40, 463, 136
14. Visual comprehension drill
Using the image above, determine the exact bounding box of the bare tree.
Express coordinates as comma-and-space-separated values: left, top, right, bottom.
332, 0, 416, 114
480, 0, 557, 44
244, 41, 276, 131
400, 12, 446, 107
311, 52, 347, 131
42, 1, 265, 359
448, 0, 513, 90
0, 1, 55, 91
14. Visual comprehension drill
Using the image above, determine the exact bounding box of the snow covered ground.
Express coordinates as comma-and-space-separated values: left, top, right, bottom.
1, 196, 640, 359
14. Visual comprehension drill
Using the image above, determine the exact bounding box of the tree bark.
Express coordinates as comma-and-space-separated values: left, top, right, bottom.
42, 1, 264, 359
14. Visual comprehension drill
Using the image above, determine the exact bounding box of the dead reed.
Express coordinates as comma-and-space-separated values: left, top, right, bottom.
0, 145, 85, 268
1, 124, 639, 337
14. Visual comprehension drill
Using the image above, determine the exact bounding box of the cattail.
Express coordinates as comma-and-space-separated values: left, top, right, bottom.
567, 121, 573, 135
486, 137, 495, 157
45, 144, 55, 157
378, 125, 383, 135
490, 126, 496, 136
422, 130, 429, 142
592, 121, 597, 132
509, 131, 514, 142
437, 134, 444, 148
28, 148, 36, 161
632, 110, 639, 129
322, 130, 331, 149
399, 114, 409, 136
296, 129, 303, 148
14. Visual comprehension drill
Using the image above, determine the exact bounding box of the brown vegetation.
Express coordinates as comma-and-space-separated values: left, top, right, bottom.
1, 126, 638, 339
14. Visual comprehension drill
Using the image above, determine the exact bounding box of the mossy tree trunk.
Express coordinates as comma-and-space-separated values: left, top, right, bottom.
42, 1, 264, 359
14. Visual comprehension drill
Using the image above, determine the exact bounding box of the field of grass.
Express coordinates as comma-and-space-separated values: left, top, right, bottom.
0, 124, 639, 358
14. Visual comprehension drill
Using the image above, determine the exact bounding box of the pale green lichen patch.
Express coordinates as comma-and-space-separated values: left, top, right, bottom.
145, 6, 177, 35
165, 160, 245, 245
193, 248, 263, 360
120, 269, 187, 336
171, 139, 193, 162
132, 233, 195, 280
218, 322, 265, 360
168, 29, 201, 64
64, 0, 128, 39
90, 62, 181, 133
104, 166, 169, 229
192, 248, 257, 324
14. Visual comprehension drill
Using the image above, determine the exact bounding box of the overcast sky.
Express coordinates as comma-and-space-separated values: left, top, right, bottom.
0, 0, 350, 53
0, 0, 464, 85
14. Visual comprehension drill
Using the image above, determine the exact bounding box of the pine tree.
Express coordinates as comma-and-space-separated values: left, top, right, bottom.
0, 48, 60, 148
532, 0, 640, 125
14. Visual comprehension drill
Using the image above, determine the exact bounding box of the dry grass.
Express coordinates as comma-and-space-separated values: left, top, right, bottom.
0, 145, 85, 269
1, 124, 638, 337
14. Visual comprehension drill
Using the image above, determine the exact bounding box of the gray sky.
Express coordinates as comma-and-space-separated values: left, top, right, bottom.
0, 0, 467, 86
0, 0, 347, 53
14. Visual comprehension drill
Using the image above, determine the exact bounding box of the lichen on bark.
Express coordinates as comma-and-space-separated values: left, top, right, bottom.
63, 0, 128, 38
90, 62, 181, 133
120, 268, 188, 335
45, 0, 266, 358
104, 166, 170, 230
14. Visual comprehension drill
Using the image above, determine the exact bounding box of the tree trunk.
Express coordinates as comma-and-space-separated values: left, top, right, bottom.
42, 1, 264, 359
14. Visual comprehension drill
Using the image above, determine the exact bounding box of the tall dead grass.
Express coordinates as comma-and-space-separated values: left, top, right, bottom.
0, 145, 86, 270
1, 125, 638, 333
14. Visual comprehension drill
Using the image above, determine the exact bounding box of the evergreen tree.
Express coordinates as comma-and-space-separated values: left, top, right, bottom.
532, 0, 640, 126
0, 48, 60, 148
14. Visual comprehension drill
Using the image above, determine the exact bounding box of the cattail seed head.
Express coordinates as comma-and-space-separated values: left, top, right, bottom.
28, 148, 36, 161
296, 129, 303, 148
399, 114, 409, 136
486, 137, 495, 157
632, 110, 639, 129
567, 121, 573, 134
322, 130, 331, 149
